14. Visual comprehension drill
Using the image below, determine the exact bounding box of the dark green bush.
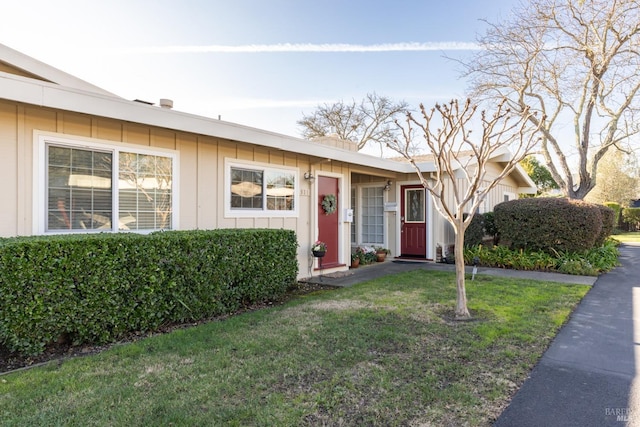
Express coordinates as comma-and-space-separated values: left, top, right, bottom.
595, 205, 616, 246
482, 212, 498, 244
604, 202, 622, 227
463, 213, 485, 247
0, 229, 298, 356
464, 239, 619, 276
494, 197, 603, 253
622, 208, 640, 231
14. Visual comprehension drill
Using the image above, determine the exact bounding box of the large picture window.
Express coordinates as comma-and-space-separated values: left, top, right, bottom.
38, 135, 177, 233
227, 161, 298, 217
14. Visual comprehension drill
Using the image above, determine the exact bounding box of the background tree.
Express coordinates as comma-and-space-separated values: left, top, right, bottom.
520, 156, 559, 196
462, 0, 640, 199
298, 92, 409, 155
389, 99, 540, 319
585, 149, 639, 206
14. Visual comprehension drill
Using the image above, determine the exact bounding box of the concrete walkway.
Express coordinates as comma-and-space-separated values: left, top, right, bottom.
495, 243, 640, 427
303, 258, 597, 287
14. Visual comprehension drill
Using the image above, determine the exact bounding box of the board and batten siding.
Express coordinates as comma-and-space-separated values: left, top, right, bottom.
0, 100, 335, 277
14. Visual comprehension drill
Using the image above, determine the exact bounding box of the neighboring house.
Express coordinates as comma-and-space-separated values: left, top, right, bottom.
0, 44, 536, 279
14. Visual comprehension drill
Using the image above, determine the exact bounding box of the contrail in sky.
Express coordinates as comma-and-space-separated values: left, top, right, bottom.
121, 42, 480, 54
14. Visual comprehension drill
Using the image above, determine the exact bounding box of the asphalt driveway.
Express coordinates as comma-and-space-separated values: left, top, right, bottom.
495, 243, 640, 426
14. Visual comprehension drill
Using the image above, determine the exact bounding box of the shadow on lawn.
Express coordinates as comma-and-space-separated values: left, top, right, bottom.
0, 282, 338, 375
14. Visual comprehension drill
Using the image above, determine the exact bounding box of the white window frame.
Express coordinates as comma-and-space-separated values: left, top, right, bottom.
359, 184, 386, 246
224, 159, 299, 218
404, 187, 426, 224
33, 132, 180, 235
350, 186, 357, 245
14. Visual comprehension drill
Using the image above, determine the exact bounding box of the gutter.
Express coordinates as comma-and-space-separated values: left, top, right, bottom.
0, 73, 413, 173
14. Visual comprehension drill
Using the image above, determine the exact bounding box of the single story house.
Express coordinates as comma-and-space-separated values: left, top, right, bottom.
0, 43, 536, 279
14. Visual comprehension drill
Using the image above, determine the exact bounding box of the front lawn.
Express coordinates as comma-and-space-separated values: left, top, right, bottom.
0, 271, 589, 426
613, 231, 640, 244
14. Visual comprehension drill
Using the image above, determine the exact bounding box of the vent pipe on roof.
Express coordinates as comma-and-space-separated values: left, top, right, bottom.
159, 98, 173, 109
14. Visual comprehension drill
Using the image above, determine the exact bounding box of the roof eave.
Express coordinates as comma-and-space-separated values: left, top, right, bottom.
0, 43, 120, 98
512, 163, 538, 189
0, 74, 414, 173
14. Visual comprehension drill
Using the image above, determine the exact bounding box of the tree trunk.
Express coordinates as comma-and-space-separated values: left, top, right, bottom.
454, 225, 471, 319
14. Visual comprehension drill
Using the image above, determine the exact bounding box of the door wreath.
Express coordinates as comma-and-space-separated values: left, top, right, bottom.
322, 194, 337, 215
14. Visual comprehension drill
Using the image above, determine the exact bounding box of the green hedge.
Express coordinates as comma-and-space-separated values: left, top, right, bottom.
604, 202, 622, 227
595, 205, 616, 246
494, 198, 604, 253
482, 212, 499, 245
622, 208, 640, 231
463, 213, 485, 247
0, 229, 298, 356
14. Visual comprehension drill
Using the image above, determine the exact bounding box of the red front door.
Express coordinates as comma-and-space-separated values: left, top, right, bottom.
317, 176, 340, 267
401, 185, 427, 257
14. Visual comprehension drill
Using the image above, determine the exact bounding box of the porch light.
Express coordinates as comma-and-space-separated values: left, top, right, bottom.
384, 180, 392, 191
304, 171, 315, 182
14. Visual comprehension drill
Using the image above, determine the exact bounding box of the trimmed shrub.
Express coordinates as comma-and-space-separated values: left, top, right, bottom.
482, 212, 499, 245
604, 202, 622, 227
595, 205, 616, 246
622, 208, 640, 231
463, 213, 485, 248
0, 229, 298, 356
494, 197, 603, 253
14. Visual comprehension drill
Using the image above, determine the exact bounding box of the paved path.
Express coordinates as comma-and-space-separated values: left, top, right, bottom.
495, 243, 640, 426
304, 259, 596, 287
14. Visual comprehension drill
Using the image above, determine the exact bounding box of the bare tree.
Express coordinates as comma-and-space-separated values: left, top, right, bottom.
389, 99, 540, 319
462, 0, 640, 199
298, 92, 410, 155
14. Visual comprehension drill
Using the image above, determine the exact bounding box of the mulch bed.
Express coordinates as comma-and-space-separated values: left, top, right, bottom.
0, 282, 336, 375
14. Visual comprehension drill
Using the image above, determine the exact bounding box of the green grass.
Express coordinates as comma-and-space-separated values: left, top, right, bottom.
0, 271, 589, 426
613, 231, 640, 243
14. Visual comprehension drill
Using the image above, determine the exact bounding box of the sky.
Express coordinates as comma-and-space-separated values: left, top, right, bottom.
2, 0, 521, 150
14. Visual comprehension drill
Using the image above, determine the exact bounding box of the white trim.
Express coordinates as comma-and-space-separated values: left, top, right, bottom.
357, 183, 387, 247
0, 70, 409, 172
314, 170, 345, 267
0, 43, 119, 97
513, 164, 538, 191
426, 188, 434, 260
0, 73, 536, 182
33, 131, 179, 235
1, 45, 540, 189
403, 187, 426, 224
397, 180, 430, 259
224, 158, 299, 218
350, 186, 357, 245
